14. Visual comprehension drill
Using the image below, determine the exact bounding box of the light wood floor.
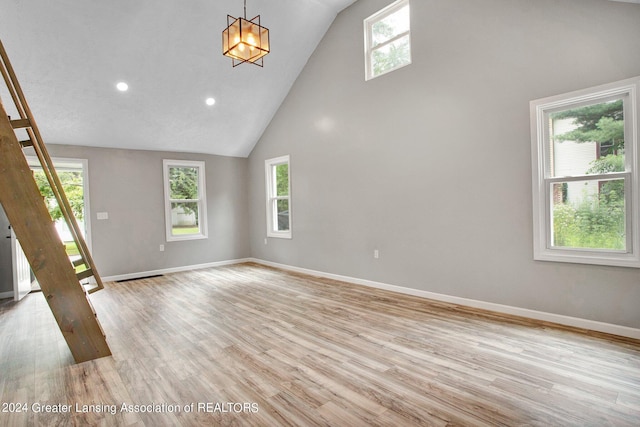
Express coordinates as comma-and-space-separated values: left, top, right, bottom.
1, 263, 639, 426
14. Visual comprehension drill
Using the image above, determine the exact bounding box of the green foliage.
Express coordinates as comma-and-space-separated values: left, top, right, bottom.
65, 241, 79, 256
553, 100, 624, 152
553, 178, 626, 250
275, 164, 288, 196
33, 170, 84, 221
553, 203, 579, 247
172, 226, 200, 235
275, 163, 289, 230
555, 117, 624, 153
588, 154, 625, 215
553, 201, 625, 250
552, 99, 623, 131
169, 167, 199, 199
169, 167, 199, 220
372, 39, 410, 76
587, 153, 625, 174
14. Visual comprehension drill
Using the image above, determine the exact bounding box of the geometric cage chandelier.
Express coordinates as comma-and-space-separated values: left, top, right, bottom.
222, 0, 270, 67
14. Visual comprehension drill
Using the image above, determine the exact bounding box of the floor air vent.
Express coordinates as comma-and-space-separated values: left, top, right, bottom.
116, 274, 163, 283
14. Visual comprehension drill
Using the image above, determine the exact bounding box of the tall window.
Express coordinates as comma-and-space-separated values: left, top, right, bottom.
364, 0, 411, 81
265, 155, 291, 239
163, 160, 207, 241
530, 77, 640, 267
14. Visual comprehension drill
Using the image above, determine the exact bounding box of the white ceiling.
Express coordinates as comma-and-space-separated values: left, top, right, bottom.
0, 0, 356, 157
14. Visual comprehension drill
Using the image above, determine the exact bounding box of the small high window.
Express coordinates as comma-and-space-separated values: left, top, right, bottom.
364, 0, 411, 81
530, 77, 640, 268
163, 160, 207, 241
265, 155, 291, 239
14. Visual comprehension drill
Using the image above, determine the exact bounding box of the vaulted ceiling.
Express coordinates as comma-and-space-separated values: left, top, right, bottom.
0, 0, 356, 157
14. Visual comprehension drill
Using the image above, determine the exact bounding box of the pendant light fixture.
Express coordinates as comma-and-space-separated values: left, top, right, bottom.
222, 0, 270, 67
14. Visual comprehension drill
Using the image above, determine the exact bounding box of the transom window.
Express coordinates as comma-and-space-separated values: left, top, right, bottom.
163, 160, 207, 241
265, 155, 291, 239
530, 77, 640, 268
364, 0, 411, 81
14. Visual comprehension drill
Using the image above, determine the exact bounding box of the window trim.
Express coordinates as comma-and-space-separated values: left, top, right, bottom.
163, 159, 208, 242
530, 76, 640, 268
364, 0, 411, 81
265, 155, 292, 239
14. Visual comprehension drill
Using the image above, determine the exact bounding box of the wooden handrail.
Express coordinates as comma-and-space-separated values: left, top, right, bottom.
0, 39, 103, 293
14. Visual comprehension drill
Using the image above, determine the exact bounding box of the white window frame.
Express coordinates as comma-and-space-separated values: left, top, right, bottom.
530, 76, 640, 268
364, 0, 411, 81
163, 159, 208, 242
265, 155, 291, 239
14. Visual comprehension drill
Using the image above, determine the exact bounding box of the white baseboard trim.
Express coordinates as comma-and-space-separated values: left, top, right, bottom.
250, 258, 640, 340
0, 291, 13, 300
102, 258, 253, 283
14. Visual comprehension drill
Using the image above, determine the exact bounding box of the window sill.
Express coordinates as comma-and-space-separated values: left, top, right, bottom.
166, 233, 208, 243
534, 248, 640, 269
266, 232, 292, 240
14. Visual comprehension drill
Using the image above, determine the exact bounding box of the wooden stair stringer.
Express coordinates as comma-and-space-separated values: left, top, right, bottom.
0, 98, 111, 363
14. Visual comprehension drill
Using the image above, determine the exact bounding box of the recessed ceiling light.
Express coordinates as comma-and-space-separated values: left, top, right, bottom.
116, 82, 129, 92
205, 97, 216, 106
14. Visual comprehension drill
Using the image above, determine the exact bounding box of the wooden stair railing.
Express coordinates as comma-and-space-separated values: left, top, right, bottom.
0, 39, 111, 362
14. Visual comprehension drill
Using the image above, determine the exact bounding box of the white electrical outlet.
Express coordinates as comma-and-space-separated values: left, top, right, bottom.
264, 238, 268, 245
159, 244, 165, 252
96, 212, 109, 220
374, 249, 379, 259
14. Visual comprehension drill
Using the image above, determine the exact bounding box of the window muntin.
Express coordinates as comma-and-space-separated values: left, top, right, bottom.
265, 156, 291, 238
364, 0, 411, 81
163, 160, 207, 241
530, 77, 640, 267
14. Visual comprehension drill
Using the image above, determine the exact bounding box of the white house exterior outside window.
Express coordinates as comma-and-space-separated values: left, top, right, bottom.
364, 0, 411, 81
265, 155, 291, 239
530, 76, 640, 268
163, 159, 207, 242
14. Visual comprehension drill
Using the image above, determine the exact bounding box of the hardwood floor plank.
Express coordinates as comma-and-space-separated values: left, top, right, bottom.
1, 262, 639, 426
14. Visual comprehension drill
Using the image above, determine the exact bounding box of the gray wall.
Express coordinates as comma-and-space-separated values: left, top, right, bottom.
43, 144, 250, 278
248, 0, 640, 328
0, 207, 12, 294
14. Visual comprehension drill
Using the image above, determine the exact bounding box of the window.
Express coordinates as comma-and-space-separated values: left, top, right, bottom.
163, 160, 207, 241
265, 155, 291, 239
364, 0, 411, 81
530, 76, 640, 267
